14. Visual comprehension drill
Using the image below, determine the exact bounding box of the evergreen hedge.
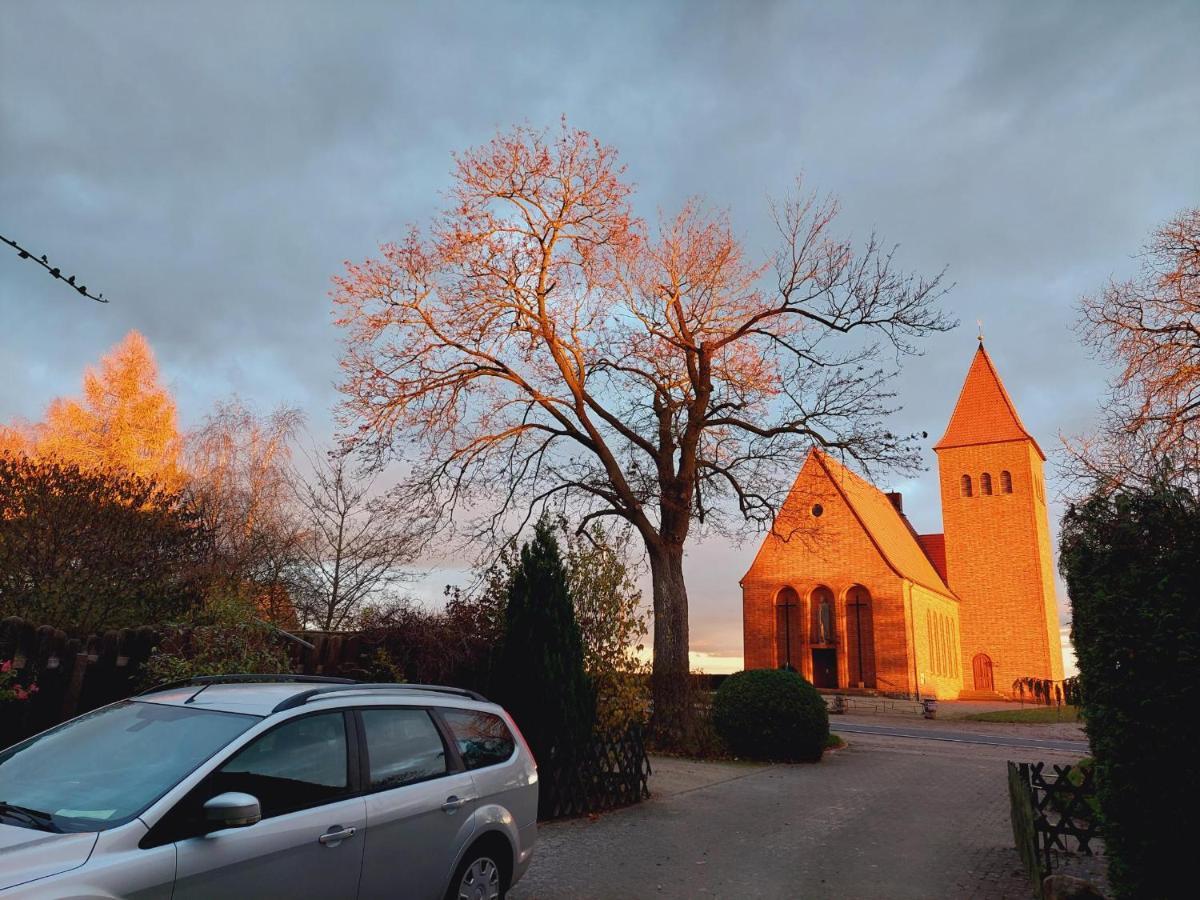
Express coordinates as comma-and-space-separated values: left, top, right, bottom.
1060, 478, 1200, 899
712, 668, 829, 762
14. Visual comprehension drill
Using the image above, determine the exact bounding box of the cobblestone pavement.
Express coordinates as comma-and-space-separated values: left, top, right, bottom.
510, 732, 1090, 899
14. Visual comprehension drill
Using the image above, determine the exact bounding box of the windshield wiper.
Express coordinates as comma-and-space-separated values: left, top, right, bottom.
0, 801, 62, 833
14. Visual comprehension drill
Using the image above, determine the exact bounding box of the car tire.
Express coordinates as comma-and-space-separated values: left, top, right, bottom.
445, 845, 506, 900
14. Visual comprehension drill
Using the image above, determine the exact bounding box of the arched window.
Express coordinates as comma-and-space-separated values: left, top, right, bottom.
775, 587, 801, 671
980, 472, 993, 495
1000, 470, 1012, 493
961, 474, 973, 497
845, 586, 875, 688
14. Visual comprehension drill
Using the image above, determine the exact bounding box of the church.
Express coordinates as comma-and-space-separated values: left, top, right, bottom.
740, 342, 1065, 700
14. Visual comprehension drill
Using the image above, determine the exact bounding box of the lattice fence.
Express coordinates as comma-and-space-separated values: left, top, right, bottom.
1008, 760, 1104, 898
539, 726, 652, 820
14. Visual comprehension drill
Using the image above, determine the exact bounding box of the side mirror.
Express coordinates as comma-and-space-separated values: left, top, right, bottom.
203, 792, 261, 829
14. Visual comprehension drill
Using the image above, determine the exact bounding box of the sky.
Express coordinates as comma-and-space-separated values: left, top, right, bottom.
3, 1, 1198, 674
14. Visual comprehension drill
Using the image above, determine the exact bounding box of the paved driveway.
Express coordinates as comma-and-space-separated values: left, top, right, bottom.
511, 730, 1085, 899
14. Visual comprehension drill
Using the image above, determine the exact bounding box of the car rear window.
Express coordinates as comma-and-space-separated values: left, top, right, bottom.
439, 709, 515, 770
361, 708, 448, 789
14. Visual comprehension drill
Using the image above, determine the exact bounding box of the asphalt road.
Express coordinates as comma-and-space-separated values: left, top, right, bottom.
510, 732, 1086, 899
830, 721, 1090, 754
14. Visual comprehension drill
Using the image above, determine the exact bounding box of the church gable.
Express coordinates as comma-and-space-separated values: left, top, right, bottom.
742, 450, 896, 588
742, 449, 953, 600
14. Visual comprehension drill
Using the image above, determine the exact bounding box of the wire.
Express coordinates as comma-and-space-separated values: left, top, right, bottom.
0, 233, 109, 303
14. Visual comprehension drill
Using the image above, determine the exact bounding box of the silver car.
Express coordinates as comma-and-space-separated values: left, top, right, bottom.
0, 676, 538, 899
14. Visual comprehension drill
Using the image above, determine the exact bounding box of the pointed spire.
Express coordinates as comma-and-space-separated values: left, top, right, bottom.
934, 343, 1044, 459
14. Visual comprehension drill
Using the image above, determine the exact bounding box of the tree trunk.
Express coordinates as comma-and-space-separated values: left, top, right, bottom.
648, 539, 691, 746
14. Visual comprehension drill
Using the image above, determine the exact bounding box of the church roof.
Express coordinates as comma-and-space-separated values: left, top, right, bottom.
917, 533, 947, 583
811, 450, 955, 599
934, 343, 1045, 460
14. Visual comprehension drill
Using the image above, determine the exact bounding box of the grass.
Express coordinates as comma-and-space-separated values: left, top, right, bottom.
825, 733, 846, 750
964, 705, 1080, 724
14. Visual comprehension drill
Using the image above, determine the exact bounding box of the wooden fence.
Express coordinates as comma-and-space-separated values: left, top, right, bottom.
1008, 761, 1103, 898
0, 617, 159, 747
540, 727, 653, 819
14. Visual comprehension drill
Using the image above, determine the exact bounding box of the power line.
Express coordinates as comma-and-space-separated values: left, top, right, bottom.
1, 233, 109, 303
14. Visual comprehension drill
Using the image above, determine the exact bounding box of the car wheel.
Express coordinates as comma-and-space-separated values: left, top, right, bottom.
448, 850, 504, 900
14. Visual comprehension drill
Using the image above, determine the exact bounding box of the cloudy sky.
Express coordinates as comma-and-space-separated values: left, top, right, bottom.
3, 1, 1198, 672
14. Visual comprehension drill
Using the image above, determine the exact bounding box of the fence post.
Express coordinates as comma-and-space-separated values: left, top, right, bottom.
60, 652, 89, 721
1008, 761, 1046, 899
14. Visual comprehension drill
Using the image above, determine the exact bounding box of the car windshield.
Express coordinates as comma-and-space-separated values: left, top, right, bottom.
0, 700, 256, 833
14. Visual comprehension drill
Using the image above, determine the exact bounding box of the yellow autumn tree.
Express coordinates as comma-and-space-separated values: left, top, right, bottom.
0, 423, 30, 458
34, 331, 184, 488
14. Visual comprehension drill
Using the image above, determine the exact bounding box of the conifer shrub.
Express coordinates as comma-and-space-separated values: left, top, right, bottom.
712, 668, 829, 762
491, 518, 595, 817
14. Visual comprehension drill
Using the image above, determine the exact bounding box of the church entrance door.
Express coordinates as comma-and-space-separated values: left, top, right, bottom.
972, 653, 994, 691
812, 649, 838, 688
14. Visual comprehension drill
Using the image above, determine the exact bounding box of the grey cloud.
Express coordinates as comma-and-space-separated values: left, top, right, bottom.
3, 0, 1197, 660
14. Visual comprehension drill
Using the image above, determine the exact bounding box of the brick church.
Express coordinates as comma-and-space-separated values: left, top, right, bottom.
741, 342, 1065, 699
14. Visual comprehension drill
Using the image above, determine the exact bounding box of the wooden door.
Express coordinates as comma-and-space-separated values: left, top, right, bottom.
812, 648, 838, 689
972, 653, 994, 691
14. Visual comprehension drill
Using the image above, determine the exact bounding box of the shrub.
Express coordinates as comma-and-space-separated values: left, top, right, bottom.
1060, 476, 1200, 899
712, 668, 829, 762
0, 659, 38, 703
141, 594, 295, 686
0, 455, 206, 631
492, 519, 594, 817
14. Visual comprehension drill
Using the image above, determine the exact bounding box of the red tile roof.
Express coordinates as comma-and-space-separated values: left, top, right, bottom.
934, 343, 1045, 460
812, 450, 956, 599
917, 533, 947, 583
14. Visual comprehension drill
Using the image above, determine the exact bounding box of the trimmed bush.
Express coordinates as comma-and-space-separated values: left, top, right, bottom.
712, 668, 829, 762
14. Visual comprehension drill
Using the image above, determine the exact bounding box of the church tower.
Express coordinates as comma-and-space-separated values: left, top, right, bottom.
934, 343, 1065, 697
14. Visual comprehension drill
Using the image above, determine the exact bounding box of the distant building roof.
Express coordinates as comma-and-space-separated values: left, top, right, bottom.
917, 533, 947, 583
811, 450, 955, 599
934, 343, 1045, 460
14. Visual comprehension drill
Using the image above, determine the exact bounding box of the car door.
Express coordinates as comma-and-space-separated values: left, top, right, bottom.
168, 710, 365, 900
355, 707, 478, 900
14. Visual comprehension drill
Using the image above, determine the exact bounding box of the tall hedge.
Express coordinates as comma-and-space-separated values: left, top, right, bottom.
1059, 478, 1200, 899
492, 519, 594, 815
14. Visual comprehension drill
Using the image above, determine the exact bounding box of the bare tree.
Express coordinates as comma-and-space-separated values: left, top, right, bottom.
333, 123, 952, 736
1070, 208, 1200, 491
291, 449, 423, 631
186, 399, 306, 609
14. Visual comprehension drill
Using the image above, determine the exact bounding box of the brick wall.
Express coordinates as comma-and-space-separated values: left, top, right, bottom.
910, 583, 964, 699
742, 457, 924, 695
936, 439, 1065, 694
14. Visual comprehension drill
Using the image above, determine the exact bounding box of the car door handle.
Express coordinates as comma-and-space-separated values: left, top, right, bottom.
318, 826, 357, 846
441, 795, 471, 813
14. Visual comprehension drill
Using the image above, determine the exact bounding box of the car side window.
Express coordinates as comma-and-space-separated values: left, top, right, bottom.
439, 709, 515, 770
208, 711, 349, 819
361, 708, 448, 790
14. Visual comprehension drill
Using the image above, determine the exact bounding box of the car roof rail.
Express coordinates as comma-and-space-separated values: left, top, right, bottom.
137, 673, 357, 696
272, 682, 488, 713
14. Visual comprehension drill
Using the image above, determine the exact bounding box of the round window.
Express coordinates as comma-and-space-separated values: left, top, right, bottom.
811, 503, 824, 517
